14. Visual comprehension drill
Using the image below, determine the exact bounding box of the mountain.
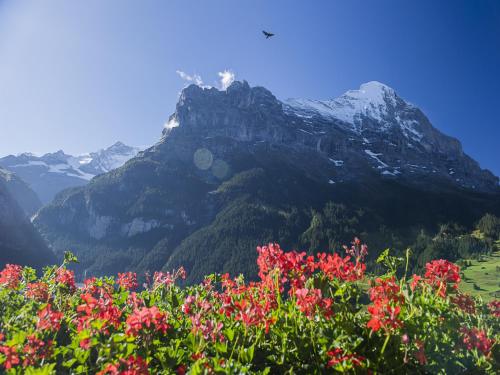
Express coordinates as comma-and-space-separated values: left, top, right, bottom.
283, 81, 497, 191
0, 167, 42, 217
0, 142, 142, 204
0, 167, 56, 268
33, 81, 500, 283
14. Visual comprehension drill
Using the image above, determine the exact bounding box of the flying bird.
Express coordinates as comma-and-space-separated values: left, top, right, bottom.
262, 30, 275, 39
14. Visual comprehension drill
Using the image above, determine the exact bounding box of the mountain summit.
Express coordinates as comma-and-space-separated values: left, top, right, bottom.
169, 80, 497, 191
34, 81, 500, 283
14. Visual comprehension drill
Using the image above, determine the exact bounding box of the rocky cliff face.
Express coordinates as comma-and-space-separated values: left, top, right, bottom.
165, 80, 497, 191
33, 81, 500, 282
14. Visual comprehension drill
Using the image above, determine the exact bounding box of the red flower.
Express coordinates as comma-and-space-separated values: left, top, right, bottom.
125, 306, 169, 337
327, 348, 365, 368
127, 292, 145, 309
153, 272, 174, 287
0, 344, 19, 369
451, 293, 476, 314
79, 338, 91, 350
0, 264, 23, 289
76, 293, 122, 334
26, 282, 50, 301
295, 288, 333, 319
190, 316, 224, 343
176, 364, 187, 375
181, 295, 196, 314
37, 304, 63, 332
414, 340, 427, 365
424, 260, 460, 297
367, 304, 402, 332
153, 267, 186, 289
487, 300, 500, 318
56, 268, 76, 290
343, 237, 368, 262
117, 272, 138, 291
367, 277, 403, 332
459, 327, 495, 355
409, 275, 422, 292
22, 335, 53, 367
82, 277, 99, 294
256, 243, 285, 282
369, 277, 404, 305
98, 355, 149, 375
316, 252, 365, 282
218, 281, 278, 334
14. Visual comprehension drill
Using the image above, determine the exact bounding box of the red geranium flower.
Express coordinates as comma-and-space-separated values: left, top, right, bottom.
76, 293, 122, 334
367, 277, 404, 332
295, 287, 333, 319
56, 268, 76, 290
451, 293, 476, 314
26, 282, 50, 302
22, 335, 53, 367
0, 264, 23, 289
460, 327, 495, 355
343, 237, 368, 262
424, 260, 460, 297
487, 300, 500, 318
0, 344, 20, 369
409, 275, 422, 292
98, 355, 149, 375
117, 272, 138, 291
414, 340, 427, 365
37, 304, 63, 332
327, 348, 365, 367
125, 306, 169, 337
316, 252, 365, 282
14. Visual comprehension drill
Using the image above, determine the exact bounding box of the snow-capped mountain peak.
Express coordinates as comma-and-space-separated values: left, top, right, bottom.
0, 142, 143, 204
284, 81, 424, 140
285, 81, 400, 124
79, 142, 141, 175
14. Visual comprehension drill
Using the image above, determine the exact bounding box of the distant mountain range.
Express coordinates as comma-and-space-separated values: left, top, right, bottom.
33, 81, 500, 283
0, 142, 141, 205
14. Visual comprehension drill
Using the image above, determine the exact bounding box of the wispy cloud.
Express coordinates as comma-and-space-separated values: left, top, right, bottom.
218, 70, 235, 90
176, 70, 204, 86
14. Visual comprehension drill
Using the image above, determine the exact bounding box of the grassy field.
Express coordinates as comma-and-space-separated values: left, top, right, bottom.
459, 244, 500, 302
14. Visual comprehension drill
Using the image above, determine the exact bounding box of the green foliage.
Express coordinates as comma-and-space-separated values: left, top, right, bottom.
477, 214, 500, 240
0, 244, 498, 374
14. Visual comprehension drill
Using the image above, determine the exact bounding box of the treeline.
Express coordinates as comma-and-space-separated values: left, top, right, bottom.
298, 202, 500, 274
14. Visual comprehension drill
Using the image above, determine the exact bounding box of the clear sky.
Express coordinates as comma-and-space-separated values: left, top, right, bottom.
0, 0, 499, 175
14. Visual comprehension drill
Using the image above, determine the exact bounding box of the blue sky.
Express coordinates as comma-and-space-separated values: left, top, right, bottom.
0, 0, 499, 175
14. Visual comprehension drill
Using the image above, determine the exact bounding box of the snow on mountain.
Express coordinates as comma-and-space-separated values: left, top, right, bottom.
78, 142, 142, 176
0, 142, 142, 204
4, 142, 141, 180
284, 81, 423, 141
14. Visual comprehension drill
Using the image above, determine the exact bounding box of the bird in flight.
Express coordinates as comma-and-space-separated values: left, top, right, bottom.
262, 30, 275, 39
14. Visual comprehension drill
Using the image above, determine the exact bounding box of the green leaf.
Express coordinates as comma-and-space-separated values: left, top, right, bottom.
224, 328, 235, 341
